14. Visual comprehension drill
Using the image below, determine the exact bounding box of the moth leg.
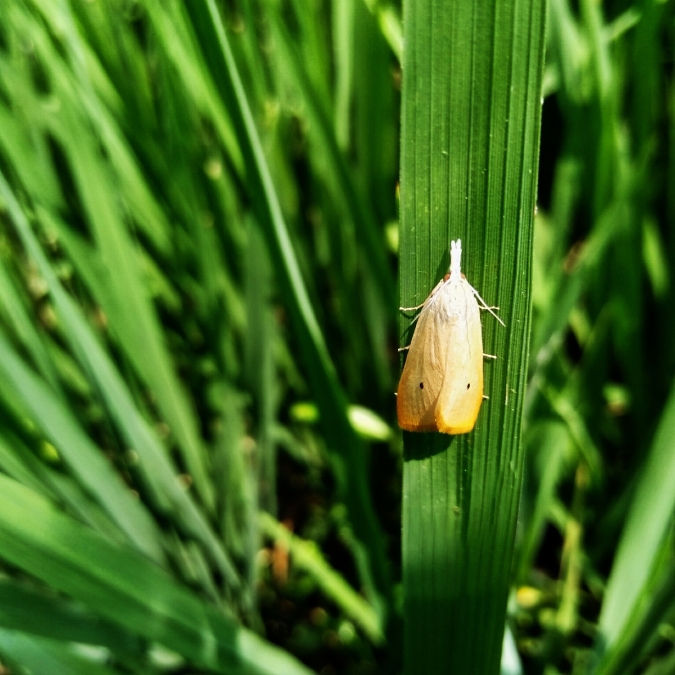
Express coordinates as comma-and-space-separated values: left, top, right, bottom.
470, 287, 505, 326
483, 353, 497, 360
398, 345, 411, 353
483, 395, 490, 401
399, 308, 425, 329
399, 302, 426, 312
400, 278, 446, 313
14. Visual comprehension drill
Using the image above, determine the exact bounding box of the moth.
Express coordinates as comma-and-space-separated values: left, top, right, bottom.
397, 240, 503, 435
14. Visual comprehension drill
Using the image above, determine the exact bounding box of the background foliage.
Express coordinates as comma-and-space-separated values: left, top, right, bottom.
0, 1, 673, 674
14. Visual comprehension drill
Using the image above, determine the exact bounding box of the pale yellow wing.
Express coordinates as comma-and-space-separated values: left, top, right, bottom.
434, 281, 484, 434
396, 287, 451, 432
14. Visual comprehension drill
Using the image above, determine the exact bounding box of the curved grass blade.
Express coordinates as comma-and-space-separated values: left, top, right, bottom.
182, 0, 391, 614
0, 172, 241, 593
260, 512, 383, 644
0, 334, 165, 564
0, 474, 314, 675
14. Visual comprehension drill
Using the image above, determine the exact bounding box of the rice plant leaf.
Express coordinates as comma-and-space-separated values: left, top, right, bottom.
268, 12, 394, 311
259, 512, 383, 643
0, 172, 241, 592
593, 565, 675, 675
182, 0, 391, 612
0, 475, 314, 675
399, 0, 546, 672
0, 333, 165, 564
594, 379, 675, 673
0, 630, 119, 675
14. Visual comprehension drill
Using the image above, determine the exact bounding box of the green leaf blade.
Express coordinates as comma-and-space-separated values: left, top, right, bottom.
399, 0, 546, 672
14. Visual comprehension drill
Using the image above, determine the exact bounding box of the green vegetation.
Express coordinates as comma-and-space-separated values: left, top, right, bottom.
399, 0, 546, 671
0, 1, 673, 674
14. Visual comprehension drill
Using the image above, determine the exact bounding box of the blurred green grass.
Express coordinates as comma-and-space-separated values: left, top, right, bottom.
0, 1, 673, 674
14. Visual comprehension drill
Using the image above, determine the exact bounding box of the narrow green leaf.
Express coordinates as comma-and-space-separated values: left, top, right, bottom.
594, 379, 675, 672
260, 512, 383, 644
0, 579, 141, 656
0, 334, 165, 564
0, 475, 314, 675
0, 172, 241, 592
182, 0, 391, 614
399, 0, 546, 672
594, 565, 675, 675
0, 630, 118, 675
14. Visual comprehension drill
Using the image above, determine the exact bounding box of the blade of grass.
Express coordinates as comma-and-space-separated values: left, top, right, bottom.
0, 172, 241, 594
0, 579, 141, 654
593, 379, 675, 673
243, 221, 278, 514
361, 0, 403, 60
0, 474, 314, 675
0, 630, 119, 675
182, 0, 391, 617
260, 512, 383, 644
595, 562, 675, 675
399, 0, 546, 672
20, 12, 215, 512
0, 333, 165, 564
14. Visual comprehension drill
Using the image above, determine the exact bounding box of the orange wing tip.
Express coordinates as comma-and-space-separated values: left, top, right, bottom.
398, 418, 478, 435
398, 412, 480, 435
435, 419, 478, 435
396, 403, 438, 432
434, 402, 482, 435
397, 391, 484, 435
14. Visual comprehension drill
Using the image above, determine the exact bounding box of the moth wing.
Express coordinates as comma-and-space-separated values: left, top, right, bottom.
434, 282, 484, 434
397, 291, 451, 432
